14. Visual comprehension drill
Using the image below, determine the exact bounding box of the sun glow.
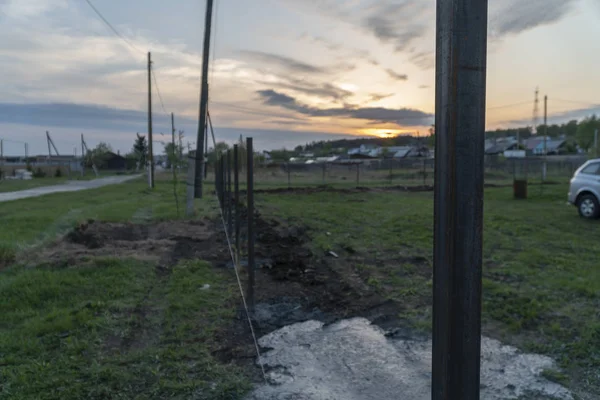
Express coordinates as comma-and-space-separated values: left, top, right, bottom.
358, 128, 409, 138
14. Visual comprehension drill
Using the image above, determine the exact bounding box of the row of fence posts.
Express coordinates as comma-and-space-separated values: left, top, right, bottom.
215, 137, 256, 311
283, 159, 430, 188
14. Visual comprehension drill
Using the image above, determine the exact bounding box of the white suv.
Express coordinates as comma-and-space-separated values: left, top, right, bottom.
568, 159, 600, 219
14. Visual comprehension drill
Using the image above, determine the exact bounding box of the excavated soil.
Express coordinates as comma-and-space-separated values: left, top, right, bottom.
29, 219, 229, 268
212, 210, 408, 375
25, 211, 418, 384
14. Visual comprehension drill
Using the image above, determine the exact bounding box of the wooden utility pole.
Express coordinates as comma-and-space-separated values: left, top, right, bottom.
171, 113, 176, 171
543, 95, 548, 181
46, 131, 52, 161
432, 0, 488, 399
148, 52, 155, 189
1, 139, 4, 178
192, 0, 215, 198
81, 134, 85, 177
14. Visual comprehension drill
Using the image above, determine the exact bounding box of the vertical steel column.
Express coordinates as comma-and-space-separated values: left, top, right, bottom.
220, 155, 225, 209
432, 0, 488, 399
227, 149, 233, 238
234, 144, 240, 263
246, 138, 255, 311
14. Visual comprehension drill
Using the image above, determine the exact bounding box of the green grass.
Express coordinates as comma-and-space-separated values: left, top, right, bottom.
0, 176, 216, 253
0, 176, 250, 399
0, 258, 250, 399
257, 183, 600, 390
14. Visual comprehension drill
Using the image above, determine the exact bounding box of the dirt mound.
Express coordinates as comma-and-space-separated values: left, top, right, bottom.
32, 219, 226, 268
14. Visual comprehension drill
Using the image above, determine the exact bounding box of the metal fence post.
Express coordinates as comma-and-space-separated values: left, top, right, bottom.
234, 144, 240, 263
227, 149, 233, 238
389, 159, 393, 185
287, 162, 291, 189
356, 163, 360, 186
433, 0, 488, 399
216, 156, 221, 206
220, 155, 225, 209
322, 163, 326, 184
246, 138, 255, 311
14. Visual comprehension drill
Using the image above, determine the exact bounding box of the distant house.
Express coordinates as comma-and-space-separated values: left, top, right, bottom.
533, 139, 567, 155
392, 145, 431, 159
485, 137, 519, 155
348, 144, 380, 157
522, 136, 550, 156
104, 152, 127, 170
313, 156, 339, 163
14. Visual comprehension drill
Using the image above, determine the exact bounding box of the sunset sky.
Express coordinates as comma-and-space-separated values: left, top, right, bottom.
1, 0, 600, 155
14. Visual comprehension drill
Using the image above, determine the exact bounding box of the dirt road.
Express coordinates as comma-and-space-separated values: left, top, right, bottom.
0, 175, 142, 203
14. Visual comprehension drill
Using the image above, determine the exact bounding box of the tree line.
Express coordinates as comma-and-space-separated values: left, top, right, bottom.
298, 114, 600, 157
85, 131, 186, 170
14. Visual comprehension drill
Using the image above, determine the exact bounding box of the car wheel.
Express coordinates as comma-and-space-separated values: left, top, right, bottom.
577, 194, 600, 219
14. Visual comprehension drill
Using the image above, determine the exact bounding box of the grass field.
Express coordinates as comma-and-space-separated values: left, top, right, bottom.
1, 172, 598, 398
257, 183, 600, 394
0, 176, 252, 399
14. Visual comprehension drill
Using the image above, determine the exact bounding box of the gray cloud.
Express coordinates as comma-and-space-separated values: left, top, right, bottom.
361, 1, 429, 53
257, 89, 433, 127
0, 102, 178, 132
506, 104, 600, 127
268, 80, 353, 101
410, 51, 435, 70
299, 34, 342, 51
385, 69, 408, 81
238, 50, 328, 74
368, 93, 394, 102
239, 50, 355, 76
490, 0, 577, 38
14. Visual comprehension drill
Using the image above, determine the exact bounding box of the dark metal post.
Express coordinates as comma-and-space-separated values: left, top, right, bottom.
216, 156, 221, 205
227, 149, 233, 238
356, 163, 360, 186
224, 152, 229, 219
433, 0, 488, 399
204, 122, 209, 179
214, 160, 218, 192
322, 163, 326, 183
220, 155, 225, 209
389, 159, 393, 185
246, 138, 255, 311
287, 162, 291, 189
423, 158, 427, 186
234, 144, 240, 263
193, 0, 215, 198
219, 159, 223, 203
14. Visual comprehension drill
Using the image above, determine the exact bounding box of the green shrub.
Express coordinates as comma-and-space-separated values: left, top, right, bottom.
32, 168, 46, 178
0, 244, 16, 268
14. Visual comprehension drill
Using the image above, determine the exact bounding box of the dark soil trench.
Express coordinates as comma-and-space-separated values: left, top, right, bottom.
32, 212, 417, 384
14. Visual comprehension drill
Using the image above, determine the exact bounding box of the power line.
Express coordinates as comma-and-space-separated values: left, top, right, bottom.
151, 66, 168, 115
486, 100, 531, 110
83, 0, 144, 56
553, 98, 600, 107
84, 0, 172, 119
